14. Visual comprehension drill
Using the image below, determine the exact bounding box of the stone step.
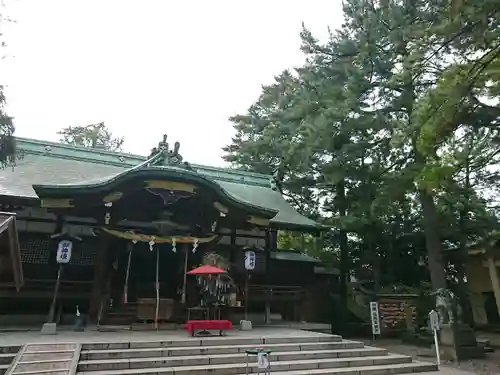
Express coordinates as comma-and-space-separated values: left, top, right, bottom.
80, 340, 364, 360
7, 370, 69, 375
78, 347, 387, 371
0, 346, 21, 354
80, 334, 342, 350
76, 354, 413, 375
10, 358, 72, 373
25, 344, 77, 352
0, 346, 20, 374
21, 351, 75, 362
0, 353, 16, 365
8, 343, 80, 375
234, 361, 438, 374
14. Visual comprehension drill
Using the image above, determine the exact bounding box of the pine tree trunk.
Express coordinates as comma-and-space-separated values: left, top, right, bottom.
337, 180, 349, 334
419, 189, 447, 289
456, 135, 474, 326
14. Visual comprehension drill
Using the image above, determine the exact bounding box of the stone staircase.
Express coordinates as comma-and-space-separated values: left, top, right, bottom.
6, 343, 81, 375
0, 345, 21, 375
76, 333, 438, 375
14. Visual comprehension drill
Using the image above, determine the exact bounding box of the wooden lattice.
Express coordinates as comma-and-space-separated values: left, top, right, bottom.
19, 237, 97, 266
20, 238, 50, 264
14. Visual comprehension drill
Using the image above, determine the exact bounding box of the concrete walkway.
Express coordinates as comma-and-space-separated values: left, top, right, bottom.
0, 328, 482, 375
415, 369, 475, 375
0, 326, 330, 346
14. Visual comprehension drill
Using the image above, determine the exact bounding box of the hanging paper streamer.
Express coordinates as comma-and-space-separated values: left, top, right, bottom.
149, 237, 156, 251
192, 238, 199, 253
172, 237, 177, 253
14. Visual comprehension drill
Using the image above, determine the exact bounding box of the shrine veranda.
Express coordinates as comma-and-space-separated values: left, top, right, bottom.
0, 136, 332, 328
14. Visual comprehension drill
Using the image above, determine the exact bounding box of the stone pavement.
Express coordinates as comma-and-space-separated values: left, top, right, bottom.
419, 368, 475, 375
358, 337, 500, 375
0, 328, 484, 374
1, 328, 438, 375
0, 326, 328, 346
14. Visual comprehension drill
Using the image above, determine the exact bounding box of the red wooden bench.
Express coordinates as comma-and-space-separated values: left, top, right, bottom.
185, 320, 232, 336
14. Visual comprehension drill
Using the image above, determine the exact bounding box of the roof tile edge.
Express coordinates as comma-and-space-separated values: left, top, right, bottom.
16, 136, 273, 187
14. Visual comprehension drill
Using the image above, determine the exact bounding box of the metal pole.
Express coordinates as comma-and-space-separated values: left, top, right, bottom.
181, 245, 189, 304
48, 264, 63, 323
155, 246, 160, 330
433, 328, 441, 367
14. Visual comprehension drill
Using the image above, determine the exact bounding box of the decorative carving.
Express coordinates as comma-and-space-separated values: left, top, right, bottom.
433, 288, 462, 324
168, 142, 182, 164
145, 181, 195, 207
147, 134, 193, 170
146, 188, 193, 206
145, 180, 195, 193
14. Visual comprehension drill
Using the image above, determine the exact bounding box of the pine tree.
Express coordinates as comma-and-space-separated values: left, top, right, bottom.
58, 122, 125, 151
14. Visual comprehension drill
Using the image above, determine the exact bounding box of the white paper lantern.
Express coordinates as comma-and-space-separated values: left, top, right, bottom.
244, 250, 256, 271
56, 240, 73, 264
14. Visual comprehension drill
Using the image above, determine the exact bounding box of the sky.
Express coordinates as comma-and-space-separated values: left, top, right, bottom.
1, 0, 343, 167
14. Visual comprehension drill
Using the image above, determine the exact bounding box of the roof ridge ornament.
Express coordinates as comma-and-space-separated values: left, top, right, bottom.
147, 134, 193, 170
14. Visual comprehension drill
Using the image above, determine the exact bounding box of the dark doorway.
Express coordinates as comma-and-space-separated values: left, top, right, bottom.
484, 292, 500, 324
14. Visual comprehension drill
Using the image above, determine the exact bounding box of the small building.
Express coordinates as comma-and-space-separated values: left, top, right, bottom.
455, 240, 500, 327
0, 136, 327, 327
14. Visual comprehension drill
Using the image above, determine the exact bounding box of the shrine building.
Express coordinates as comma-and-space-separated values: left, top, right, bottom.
0, 135, 331, 328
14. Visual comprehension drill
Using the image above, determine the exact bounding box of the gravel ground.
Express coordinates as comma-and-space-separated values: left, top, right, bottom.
356, 338, 500, 375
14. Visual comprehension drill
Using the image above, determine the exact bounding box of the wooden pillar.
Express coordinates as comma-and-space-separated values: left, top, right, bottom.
486, 255, 500, 320
229, 229, 236, 263
265, 288, 272, 324
88, 234, 110, 322
264, 229, 271, 324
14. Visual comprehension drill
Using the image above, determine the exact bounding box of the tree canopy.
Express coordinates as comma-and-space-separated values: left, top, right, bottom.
58, 122, 125, 151
223, 0, 500, 312
0, 2, 19, 169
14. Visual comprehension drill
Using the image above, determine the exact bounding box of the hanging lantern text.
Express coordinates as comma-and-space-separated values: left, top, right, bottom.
244, 250, 256, 271
56, 240, 73, 264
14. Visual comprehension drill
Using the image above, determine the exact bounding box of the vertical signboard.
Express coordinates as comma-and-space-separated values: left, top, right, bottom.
369, 301, 381, 337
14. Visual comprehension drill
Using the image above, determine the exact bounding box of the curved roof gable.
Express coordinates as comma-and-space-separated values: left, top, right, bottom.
0, 136, 321, 231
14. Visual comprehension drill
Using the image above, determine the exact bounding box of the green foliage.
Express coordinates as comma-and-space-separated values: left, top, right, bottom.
0, 3, 20, 169
58, 122, 125, 151
223, 0, 500, 297
0, 87, 17, 168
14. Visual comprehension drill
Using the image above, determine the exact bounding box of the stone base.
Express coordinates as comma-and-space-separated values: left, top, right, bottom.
73, 316, 85, 332
439, 323, 484, 361
240, 320, 252, 331
40, 322, 57, 335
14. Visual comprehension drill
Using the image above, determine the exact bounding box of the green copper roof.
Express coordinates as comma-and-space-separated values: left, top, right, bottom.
0, 137, 321, 230
270, 250, 320, 263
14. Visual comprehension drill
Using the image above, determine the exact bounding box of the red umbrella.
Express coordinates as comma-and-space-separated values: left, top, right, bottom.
187, 265, 226, 275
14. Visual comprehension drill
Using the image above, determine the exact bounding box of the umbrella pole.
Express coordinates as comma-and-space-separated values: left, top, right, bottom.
155, 246, 160, 330
181, 245, 189, 304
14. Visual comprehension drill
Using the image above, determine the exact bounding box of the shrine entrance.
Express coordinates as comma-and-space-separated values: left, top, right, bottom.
31, 135, 279, 327
102, 236, 205, 325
